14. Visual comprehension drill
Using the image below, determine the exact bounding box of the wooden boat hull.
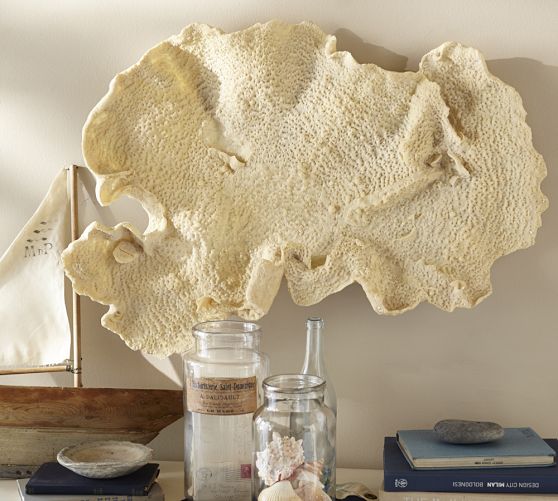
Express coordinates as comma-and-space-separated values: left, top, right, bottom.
0, 386, 183, 478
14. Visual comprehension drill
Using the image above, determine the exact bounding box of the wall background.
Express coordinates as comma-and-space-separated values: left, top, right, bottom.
1, 0, 557, 469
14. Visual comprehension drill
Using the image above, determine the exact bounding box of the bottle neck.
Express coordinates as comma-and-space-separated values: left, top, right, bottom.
302, 318, 325, 375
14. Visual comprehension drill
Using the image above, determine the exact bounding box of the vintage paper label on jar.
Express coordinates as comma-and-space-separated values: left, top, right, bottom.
186, 376, 257, 415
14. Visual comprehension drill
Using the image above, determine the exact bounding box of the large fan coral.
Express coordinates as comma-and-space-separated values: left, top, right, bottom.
63, 21, 547, 355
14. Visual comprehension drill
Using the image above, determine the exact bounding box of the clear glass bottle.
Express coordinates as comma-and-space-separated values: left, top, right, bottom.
183, 320, 269, 501
301, 317, 337, 416
253, 374, 336, 501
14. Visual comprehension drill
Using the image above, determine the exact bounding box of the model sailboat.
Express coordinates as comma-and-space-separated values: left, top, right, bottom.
0, 166, 183, 478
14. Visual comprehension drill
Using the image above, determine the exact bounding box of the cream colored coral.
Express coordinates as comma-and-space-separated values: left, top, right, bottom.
62, 21, 547, 355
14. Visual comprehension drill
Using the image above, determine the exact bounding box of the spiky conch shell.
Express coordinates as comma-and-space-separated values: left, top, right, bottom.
291, 463, 332, 501
290, 461, 325, 489
256, 433, 305, 486
258, 480, 302, 501
294, 482, 332, 501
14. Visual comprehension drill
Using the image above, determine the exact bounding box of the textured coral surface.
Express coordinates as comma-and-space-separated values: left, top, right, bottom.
63, 21, 547, 355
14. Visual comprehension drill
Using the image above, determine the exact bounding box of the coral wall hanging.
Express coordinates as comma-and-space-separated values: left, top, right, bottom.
63, 21, 547, 355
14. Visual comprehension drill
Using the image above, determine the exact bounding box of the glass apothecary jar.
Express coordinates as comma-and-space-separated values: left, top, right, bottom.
183, 320, 269, 501
253, 374, 336, 501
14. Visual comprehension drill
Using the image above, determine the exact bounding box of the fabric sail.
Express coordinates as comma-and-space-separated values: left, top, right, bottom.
0, 168, 71, 367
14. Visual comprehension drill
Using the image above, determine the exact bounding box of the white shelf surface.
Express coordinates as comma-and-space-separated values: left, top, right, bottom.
0, 462, 383, 500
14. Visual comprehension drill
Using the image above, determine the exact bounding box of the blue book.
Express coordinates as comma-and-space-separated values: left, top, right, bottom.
17, 478, 165, 500
384, 437, 558, 494
397, 427, 556, 469
25, 462, 159, 496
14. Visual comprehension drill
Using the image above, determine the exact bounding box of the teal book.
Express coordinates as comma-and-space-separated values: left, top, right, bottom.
397, 427, 556, 469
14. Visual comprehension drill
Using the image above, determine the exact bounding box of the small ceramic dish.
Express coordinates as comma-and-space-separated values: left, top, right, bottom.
57, 440, 153, 478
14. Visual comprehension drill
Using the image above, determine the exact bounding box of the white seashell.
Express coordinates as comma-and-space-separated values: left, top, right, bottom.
336, 482, 376, 500
294, 482, 332, 501
258, 480, 302, 501
301, 461, 324, 478
290, 467, 323, 490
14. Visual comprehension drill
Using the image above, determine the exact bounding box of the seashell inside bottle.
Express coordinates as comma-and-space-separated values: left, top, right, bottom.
257, 480, 302, 501
253, 374, 336, 501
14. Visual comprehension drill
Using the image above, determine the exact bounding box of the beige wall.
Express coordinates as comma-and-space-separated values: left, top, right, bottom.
1, 0, 557, 469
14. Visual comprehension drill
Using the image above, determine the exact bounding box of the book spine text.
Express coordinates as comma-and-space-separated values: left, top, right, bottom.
384, 472, 558, 494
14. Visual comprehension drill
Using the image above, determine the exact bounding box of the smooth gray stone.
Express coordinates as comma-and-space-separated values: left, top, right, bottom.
434, 419, 504, 444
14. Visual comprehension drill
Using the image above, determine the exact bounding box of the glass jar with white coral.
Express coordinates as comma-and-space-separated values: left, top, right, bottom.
253, 374, 336, 500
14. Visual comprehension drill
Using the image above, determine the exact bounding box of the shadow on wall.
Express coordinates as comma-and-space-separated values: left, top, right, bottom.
485, 57, 557, 298
334, 28, 408, 70
0, 173, 42, 222
81, 298, 182, 390
76, 167, 150, 233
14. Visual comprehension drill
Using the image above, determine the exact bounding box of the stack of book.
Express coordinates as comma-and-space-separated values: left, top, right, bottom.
17, 462, 164, 501
381, 427, 558, 500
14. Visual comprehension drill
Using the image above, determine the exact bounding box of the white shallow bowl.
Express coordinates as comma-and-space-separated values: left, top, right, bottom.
57, 440, 153, 479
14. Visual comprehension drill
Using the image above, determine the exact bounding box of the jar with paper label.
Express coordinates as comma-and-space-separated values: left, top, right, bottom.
253, 374, 336, 501
183, 320, 269, 501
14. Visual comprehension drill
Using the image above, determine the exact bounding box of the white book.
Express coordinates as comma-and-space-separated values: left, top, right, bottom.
16, 479, 165, 501
379, 482, 558, 501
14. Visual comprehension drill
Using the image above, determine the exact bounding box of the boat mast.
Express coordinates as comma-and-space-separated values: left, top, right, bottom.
70, 165, 82, 388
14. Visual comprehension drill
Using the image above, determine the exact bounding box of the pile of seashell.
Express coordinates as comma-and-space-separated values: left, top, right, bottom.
256, 433, 332, 501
